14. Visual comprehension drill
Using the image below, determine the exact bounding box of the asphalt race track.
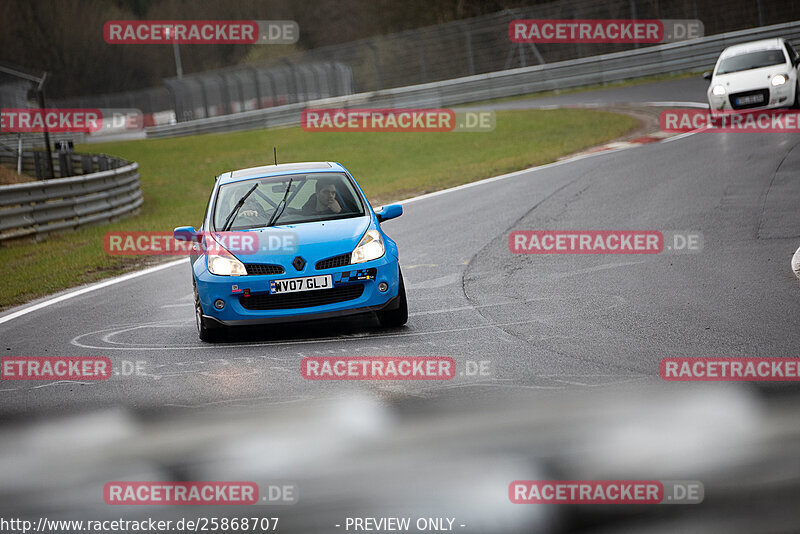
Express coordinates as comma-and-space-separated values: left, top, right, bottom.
2, 78, 800, 531
1, 78, 799, 414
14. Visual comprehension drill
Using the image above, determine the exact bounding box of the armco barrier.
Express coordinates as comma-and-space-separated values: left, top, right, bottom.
0, 151, 141, 242
146, 21, 800, 138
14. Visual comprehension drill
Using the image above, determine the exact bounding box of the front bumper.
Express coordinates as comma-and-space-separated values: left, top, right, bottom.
202, 294, 401, 327
194, 254, 400, 327
708, 83, 794, 112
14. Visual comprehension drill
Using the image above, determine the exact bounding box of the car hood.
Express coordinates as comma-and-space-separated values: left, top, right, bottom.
712, 65, 788, 92
234, 216, 372, 266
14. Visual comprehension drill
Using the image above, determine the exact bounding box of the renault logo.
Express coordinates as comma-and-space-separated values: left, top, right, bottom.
292, 256, 306, 271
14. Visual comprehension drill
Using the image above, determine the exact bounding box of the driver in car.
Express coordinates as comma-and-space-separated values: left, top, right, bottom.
239, 197, 267, 220
302, 178, 342, 215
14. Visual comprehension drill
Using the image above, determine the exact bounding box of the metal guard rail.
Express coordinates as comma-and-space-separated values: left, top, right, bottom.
146, 21, 800, 138
0, 155, 141, 242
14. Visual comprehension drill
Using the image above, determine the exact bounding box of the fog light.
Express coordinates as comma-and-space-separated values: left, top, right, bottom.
214, 299, 225, 310
378, 282, 389, 292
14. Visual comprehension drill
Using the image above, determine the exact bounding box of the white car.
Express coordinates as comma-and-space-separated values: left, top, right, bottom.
704, 38, 799, 113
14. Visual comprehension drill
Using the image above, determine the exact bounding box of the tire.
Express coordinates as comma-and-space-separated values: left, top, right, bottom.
376, 269, 408, 328
793, 81, 800, 108
195, 287, 224, 342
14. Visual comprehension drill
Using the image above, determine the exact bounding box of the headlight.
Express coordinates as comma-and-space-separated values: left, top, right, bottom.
771, 74, 788, 86
207, 237, 247, 276
351, 229, 384, 264
711, 85, 726, 96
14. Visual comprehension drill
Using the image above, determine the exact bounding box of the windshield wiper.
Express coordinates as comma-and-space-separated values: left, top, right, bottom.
221, 183, 259, 231
266, 177, 293, 227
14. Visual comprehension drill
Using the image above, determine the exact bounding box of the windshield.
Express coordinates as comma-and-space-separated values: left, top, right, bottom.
717, 49, 787, 74
213, 172, 365, 230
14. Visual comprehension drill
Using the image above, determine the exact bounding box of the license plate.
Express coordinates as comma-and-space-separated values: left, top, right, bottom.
270, 275, 332, 294
736, 94, 764, 105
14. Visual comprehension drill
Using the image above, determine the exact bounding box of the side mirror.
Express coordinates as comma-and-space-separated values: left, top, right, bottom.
376, 204, 403, 223
703, 71, 712, 82
174, 226, 198, 242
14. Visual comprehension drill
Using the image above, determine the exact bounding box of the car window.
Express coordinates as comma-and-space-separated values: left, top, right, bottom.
717, 49, 788, 74
213, 172, 365, 230
201, 187, 215, 230
785, 42, 798, 64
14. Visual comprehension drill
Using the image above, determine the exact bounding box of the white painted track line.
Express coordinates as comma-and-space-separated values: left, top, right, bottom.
0, 259, 187, 326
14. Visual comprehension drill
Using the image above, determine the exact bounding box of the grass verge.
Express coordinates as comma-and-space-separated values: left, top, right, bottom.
0, 108, 638, 309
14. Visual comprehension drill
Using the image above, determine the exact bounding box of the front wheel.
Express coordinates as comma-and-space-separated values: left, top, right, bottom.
195, 287, 225, 342
376, 269, 408, 328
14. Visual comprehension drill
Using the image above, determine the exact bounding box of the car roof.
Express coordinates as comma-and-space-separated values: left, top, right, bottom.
720, 38, 786, 59
218, 162, 346, 185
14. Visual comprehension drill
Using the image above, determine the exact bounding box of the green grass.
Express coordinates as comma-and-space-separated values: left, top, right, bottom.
0, 109, 638, 309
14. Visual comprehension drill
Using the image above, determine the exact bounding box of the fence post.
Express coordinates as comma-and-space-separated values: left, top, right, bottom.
17, 134, 22, 175
193, 78, 210, 118
58, 151, 71, 177
80, 154, 93, 174
217, 74, 231, 115
413, 30, 429, 83
295, 66, 307, 102
264, 71, 278, 106
233, 73, 246, 112
34, 151, 43, 179
165, 82, 182, 123
35, 74, 54, 179
630, 0, 639, 50
281, 59, 298, 103
250, 67, 262, 109
460, 24, 476, 76
325, 63, 338, 96
366, 41, 383, 91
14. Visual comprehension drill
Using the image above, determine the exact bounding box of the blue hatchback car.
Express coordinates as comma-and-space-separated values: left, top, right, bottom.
174, 162, 407, 341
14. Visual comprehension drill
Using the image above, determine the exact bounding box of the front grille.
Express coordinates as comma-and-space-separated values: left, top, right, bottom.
239, 284, 364, 310
729, 89, 770, 110
316, 253, 351, 270
244, 263, 284, 275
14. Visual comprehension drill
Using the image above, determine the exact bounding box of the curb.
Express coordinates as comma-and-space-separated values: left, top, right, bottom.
579, 130, 677, 154
560, 103, 705, 158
